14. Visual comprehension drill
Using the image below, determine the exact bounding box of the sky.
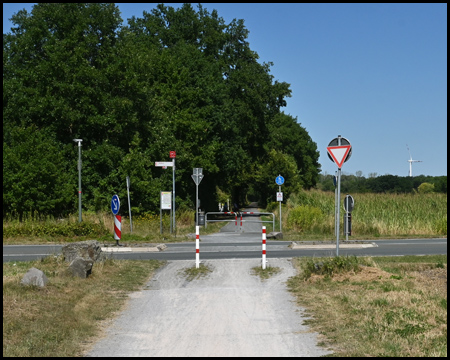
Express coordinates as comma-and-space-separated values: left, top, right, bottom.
4, 3, 447, 178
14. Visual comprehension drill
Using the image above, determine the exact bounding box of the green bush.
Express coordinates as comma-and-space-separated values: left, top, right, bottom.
301, 255, 371, 280
287, 205, 323, 232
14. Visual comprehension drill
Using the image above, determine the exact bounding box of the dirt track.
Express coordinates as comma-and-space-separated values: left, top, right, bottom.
86, 258, 331, 357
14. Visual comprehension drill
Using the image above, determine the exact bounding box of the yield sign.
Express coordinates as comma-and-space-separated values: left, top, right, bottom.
327, 145, 351, 169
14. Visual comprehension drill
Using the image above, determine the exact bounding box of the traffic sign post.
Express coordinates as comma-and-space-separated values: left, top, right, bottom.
171, 152, 176, 235
275, 175, 284, 232
192, 168, 204, 226
126, 176, 133, 234
111, 195, 121, 246
155, 151, 176, 235
344, 194, 354, 241
327, 136, 352, 256
111, 194, 120, 215
160, 191, 172, 234
334, 172, 338, 237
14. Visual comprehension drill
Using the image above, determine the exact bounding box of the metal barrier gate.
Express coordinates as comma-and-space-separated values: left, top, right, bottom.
205, 211, 275, 232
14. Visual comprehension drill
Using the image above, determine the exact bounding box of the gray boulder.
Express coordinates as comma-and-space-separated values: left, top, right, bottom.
267, 231, 283, 239
20, 267, 48, 287
62, 240, 105, 263
68, 256, 94, 278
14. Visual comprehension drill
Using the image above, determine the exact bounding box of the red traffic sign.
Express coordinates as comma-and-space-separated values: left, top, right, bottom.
327, 145, 351, 168
327, 136, 352, 168
169, 151, 176, 158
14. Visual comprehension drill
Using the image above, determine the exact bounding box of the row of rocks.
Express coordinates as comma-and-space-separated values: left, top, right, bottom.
21, 240, 107, 287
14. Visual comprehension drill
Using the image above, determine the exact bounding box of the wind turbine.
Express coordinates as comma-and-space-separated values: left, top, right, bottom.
406, 144, 422, 177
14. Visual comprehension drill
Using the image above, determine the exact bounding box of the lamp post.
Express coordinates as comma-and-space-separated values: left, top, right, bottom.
73, 139, 83, 222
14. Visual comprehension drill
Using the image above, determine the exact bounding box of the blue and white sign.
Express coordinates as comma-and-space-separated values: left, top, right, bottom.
275, 175, 285, 186
111, 194, 120, 215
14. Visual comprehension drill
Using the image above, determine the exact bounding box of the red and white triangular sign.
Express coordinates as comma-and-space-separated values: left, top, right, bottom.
327, 145, 351, 168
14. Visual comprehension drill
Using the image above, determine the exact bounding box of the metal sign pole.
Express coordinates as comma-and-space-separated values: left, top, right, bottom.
336, 168, 341, 256
160, 206, 162, 234
73, 139, 83, 222
195, 182, 199, 227
279, 185, 282, 232
345, 195, 349, 241
334, 172, 338, 237
172, 157, 175, 234
191, 168, 203, 227
126, 176, 132, 233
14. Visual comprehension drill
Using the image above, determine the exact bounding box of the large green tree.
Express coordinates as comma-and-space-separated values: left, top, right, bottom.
3, 3, 321, 218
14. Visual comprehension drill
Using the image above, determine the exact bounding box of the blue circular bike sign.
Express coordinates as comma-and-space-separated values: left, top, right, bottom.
111, 194, 120, 215
275, 175, 285, 185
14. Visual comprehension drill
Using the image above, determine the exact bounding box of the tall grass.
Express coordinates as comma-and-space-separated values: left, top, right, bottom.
3, 190, 447, 242
3, 207, 221, 244
272, 189, 447, 238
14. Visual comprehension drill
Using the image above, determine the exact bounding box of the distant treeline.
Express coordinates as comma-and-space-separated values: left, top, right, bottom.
316, 174, 447, 194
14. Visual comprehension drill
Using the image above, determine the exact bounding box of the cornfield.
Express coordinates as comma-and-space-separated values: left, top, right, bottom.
276, 189, 447, 238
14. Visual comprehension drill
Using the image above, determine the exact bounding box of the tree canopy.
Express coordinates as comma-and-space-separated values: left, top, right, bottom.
3, 3, 320, 218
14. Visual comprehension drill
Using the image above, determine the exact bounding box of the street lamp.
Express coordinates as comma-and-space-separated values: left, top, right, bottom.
73, 139, 83, 222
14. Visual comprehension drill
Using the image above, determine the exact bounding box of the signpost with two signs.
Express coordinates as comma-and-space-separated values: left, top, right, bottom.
275, 175, 284, 232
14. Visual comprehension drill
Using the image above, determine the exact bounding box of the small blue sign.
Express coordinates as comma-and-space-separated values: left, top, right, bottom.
275, 175, 285, 186
111, 194, 120, 215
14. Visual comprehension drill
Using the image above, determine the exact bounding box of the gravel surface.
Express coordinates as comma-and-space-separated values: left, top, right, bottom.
86, 258, 332, 357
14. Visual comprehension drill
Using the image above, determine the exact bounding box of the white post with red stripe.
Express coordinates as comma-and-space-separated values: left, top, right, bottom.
262, 226, 267, 269
114, 215, 122, 245
195, 225, 200, 268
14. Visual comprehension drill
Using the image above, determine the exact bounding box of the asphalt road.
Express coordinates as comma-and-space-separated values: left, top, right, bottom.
3, 238, 447, 263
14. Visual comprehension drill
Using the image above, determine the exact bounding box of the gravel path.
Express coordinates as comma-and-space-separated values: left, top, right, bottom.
86, 258, 331, 357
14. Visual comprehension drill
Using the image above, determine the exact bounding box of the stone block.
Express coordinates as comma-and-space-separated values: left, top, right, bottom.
20, 267, 48, 287
62, 240, 105, 263
69, 256, 94, 278
267, 231, 283, 239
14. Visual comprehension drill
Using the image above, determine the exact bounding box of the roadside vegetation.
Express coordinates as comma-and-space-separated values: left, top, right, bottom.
251, 266, 281, 280
266, 189, 447, 240
287, 254, 447, 357
3, 254, 446, 357
180, 263, 213, 281
3, 190, 447, 245
2, 207, 225, 245
3, 256, 164, 357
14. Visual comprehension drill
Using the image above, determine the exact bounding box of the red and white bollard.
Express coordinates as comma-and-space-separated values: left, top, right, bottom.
195, 225, 200, 268
262, 226, 267, 269
114, 215, 122, 245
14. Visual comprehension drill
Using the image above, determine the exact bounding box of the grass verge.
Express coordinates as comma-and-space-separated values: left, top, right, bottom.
3, 254, 446, 357
179, 263, 213, 281
3, 256, 164, 357
251, 266, 281, 280
287, 254, 447, 357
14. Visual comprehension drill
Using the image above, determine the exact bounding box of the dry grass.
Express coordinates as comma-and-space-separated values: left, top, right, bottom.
288, 255, 447, 357
3, 256, 164, 357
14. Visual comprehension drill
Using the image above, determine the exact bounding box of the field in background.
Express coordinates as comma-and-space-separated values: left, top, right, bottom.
267, 190, 447, 240
2, 190, 447, 244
